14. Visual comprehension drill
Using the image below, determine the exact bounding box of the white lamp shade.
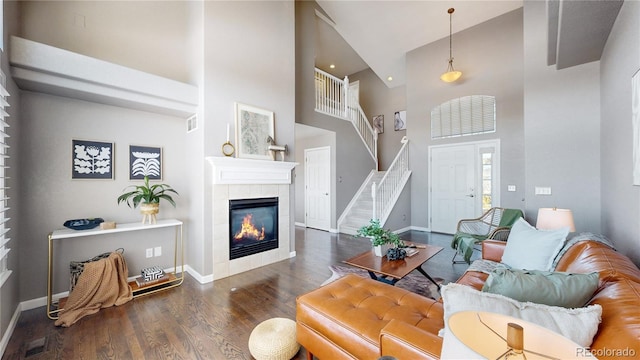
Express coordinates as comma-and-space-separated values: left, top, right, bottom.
440, 70, 462, 82
536, 208, 576, 232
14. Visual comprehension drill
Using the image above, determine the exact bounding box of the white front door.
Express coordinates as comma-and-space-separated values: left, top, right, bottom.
305, 147, 331, 231
430, 144, 477, 234
429, 140, 501, 234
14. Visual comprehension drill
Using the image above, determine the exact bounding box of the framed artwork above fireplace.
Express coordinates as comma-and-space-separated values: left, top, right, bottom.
234, 102, 275, 160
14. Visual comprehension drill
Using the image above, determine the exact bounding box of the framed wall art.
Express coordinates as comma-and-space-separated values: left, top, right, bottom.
72, 139, 114, 179
373, 115, 384, 134
129, 145, 162, 180
394, 110, 406, 131
235, 102, 275, 160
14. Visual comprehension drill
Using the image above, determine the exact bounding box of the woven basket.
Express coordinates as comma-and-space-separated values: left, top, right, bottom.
248, 318, 299, 360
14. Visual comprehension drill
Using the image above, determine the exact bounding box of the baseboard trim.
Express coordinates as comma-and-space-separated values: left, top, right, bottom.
289, 251, 297, 258
295, 222, 306, 227
184, 265, 213, 284
0, 304, 21, 358
393, 226, 413, 234
410, 226, 430, 232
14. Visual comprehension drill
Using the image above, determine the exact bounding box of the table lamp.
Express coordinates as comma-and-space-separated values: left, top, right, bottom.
448, 311, 594, 359
536, 208, 575, 232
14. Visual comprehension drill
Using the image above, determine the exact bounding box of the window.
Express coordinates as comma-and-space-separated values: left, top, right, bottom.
0, 69, 11, 287
481, 151, 493, 212
431, 95, 496, 139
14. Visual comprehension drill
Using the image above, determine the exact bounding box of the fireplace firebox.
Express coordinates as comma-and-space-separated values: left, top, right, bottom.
229, 197, 279, 260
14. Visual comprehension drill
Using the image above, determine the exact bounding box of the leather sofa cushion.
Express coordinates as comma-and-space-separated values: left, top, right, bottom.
556, 241, 640, 284
587, 279, 640, 357
296, 274, 443, 359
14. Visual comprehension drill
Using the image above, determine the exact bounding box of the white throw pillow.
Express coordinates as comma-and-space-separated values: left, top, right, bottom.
439, 283, 602, 359
501, 218, 569, 271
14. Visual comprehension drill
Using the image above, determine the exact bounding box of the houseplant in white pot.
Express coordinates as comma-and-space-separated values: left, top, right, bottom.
357, 219, 404, 257
117, 176, 178, 224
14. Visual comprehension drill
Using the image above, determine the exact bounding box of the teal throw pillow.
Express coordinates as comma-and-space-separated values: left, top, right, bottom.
501, 218, 569, 271
482, 268, 599, 308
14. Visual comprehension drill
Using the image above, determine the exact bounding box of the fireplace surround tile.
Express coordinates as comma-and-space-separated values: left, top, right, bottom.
211, 184, 292, 280
208, 157, 297, 280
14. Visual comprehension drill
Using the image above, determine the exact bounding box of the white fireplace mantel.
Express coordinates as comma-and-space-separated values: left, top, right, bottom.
206, 156, 298, 185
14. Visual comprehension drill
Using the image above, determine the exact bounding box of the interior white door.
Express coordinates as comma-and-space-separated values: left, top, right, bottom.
305, 147, 331, 231
430, 144, 477, 234
349, 80, 360, 105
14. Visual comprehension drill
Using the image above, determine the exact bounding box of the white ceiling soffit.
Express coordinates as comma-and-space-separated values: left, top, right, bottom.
548, 0, 623, 69
9, 36, 198, 118
316, 0, 523, 88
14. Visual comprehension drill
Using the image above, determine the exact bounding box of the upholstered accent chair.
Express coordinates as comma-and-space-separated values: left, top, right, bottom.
451, 207, 524, 264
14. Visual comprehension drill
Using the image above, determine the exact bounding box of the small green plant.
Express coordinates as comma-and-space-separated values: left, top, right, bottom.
117, 176, 178, 208
357, 219, 403, 247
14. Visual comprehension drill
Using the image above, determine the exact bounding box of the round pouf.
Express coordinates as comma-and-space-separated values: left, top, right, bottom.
248, 318, 299, 360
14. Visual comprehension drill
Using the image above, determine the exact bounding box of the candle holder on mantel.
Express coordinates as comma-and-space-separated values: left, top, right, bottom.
222, 141, 235, 157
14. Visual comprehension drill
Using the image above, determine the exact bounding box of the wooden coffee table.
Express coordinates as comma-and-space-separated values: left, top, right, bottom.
343, 243, 444, 289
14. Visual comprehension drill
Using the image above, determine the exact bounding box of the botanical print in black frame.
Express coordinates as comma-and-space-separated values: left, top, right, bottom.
72, 139, 114, 179
129, 145, 162, 180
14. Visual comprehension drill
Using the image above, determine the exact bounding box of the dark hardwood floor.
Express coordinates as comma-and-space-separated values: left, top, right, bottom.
3, 227, 469, 360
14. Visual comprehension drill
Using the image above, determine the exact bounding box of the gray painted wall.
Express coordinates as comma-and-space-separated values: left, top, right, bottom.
18, 0, 194, 83
523, 1, 601, 232
600, 0, 640, 265
203, 1, 296, 278
295, 1, 375, 222
18, 92, 190, 300
349, 69, 407, 170
406, 9, 526, 230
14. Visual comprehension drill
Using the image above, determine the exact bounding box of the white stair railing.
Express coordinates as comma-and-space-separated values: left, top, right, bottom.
314, 68, 377, 166
372, 137, 411, 223
315, 69, 345, 118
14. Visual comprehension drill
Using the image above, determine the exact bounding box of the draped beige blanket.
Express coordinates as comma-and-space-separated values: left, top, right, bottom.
55, 252, 133, 327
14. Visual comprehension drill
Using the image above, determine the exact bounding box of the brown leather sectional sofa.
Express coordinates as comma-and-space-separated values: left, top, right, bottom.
296, 239, 640, 359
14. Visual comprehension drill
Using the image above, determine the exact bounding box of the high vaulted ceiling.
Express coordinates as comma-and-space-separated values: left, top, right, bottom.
314, 0, 623, 88
314, 0, 523, 88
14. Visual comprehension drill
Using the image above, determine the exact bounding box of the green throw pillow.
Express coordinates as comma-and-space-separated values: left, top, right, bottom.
482, 268, 599, 308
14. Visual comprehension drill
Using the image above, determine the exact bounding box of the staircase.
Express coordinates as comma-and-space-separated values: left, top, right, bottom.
314, 67, 411, 234
338, 137, 411, 235
338, 171, 385, 235
315, 68, 378, 167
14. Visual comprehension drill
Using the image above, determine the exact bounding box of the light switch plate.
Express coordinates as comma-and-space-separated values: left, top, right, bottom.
535, 186, 552, 195
154, 246, 162, 257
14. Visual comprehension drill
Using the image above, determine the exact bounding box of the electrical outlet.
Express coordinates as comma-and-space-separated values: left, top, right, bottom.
154, 246, 162, 257
146, 248, 153, 258
508, 185, 516, 192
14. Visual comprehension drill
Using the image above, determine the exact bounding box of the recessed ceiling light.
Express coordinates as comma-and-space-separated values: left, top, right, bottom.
387, 76, 393, 81
330, 64, 335, 69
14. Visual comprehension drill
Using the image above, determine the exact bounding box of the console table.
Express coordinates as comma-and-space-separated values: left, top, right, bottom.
47, 219, 184, 320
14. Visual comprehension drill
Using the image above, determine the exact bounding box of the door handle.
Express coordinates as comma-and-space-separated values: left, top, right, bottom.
324, 193, 329, 196
466, 194, 474, 197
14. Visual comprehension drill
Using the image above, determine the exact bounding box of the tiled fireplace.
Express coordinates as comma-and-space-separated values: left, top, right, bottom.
207, 157, 297, 280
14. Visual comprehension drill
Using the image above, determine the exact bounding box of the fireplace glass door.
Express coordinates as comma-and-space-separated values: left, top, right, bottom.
229, 197, 278, 260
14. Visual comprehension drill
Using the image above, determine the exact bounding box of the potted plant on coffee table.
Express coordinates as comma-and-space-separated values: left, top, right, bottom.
117, 176, 178, 224
357, 219, 405, 258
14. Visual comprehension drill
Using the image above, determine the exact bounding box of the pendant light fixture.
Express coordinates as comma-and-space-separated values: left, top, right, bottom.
440, 7, 462, 83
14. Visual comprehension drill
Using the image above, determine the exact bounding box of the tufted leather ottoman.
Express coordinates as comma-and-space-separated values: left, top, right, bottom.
296, 274, 444, 359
